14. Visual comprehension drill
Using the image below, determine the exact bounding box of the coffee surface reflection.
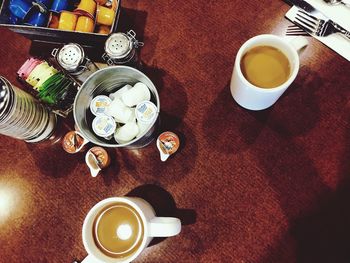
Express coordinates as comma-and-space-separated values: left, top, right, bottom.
93, 202, 144, 259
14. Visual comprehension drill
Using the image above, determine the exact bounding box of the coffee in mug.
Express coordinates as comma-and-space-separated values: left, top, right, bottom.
93, 202, 144, 259
240, 46, 291, 89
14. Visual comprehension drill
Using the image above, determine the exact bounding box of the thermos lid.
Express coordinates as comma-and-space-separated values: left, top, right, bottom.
104, 33, 133, 59
57, 43, 85, 71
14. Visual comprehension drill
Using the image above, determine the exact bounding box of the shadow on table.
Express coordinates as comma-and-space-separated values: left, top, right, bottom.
127, 184, 197, 247
26, 141, 82, 178
202, 83, 271, 154
118, 119, 197, 186
290, 182, 350, 263
117, 7, 147, 40
203, 68, 321, 155
265, 66, 321, 138
25, 117, 83, 178
100, 148, 121, 186
260, 182, 350, 263
141, 62, 189, 128
259, 115, 350, 262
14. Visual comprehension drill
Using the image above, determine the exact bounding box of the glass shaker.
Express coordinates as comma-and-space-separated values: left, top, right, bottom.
102, 30, 144, 67
0, 76, 57, 142
51, 43, 100, 85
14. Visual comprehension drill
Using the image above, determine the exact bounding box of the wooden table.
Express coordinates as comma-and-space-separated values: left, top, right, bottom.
1, 0, 350, 262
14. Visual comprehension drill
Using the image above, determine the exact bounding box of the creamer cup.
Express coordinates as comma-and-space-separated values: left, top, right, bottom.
121, 82, 151, 107
135, 101, 157, 123
156, 132, 180, 161
90, 95, 111, 116
92, 115, 116, 138
109, 84, 132, 100
106, 98, 135, 124
114, 121, 139, 143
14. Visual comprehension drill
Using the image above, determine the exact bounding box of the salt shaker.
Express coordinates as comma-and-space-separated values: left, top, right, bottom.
51, 43, 100, 84
102, 30, 144, 67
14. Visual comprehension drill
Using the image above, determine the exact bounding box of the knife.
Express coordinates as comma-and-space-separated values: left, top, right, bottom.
283, 0, 328, 19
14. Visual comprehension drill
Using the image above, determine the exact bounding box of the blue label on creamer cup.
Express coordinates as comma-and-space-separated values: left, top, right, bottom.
92, 115, 116, 138
90, 95, 111, 116
135, 101, 157, 123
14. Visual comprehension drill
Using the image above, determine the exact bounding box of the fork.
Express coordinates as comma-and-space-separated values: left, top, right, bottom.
294, 9, 350, 40
286, 25, 310, 36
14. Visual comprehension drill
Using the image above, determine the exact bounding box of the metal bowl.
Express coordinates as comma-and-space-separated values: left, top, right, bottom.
73, 66, 160, 148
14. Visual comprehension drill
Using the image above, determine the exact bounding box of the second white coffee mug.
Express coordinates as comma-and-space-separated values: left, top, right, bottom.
230, 34, 308, 110
81, 197, 181, 263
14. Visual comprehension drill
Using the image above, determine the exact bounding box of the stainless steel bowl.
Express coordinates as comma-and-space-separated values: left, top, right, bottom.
73, 66, 160, 148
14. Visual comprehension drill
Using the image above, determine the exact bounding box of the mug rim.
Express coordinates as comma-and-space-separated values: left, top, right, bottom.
82, 197, 149, 263
235, 34, 300, 93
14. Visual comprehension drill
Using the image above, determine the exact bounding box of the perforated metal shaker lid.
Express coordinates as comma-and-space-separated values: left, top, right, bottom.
104, 33, 133, 59
57, 43, 85, 71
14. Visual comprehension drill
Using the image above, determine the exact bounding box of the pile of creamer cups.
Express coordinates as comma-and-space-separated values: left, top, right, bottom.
90, 82, 157, 144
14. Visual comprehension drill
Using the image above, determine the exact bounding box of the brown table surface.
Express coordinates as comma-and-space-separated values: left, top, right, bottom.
1, 0, 350, 262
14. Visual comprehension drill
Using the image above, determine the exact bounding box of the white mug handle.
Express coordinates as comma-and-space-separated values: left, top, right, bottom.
149, 217, 181, 237
81, 255, 95, 263
287, 36, 308, 52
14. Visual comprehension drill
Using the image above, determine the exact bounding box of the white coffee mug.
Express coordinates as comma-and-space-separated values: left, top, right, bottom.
230, 34, 308, 110
82, 197, 182, 263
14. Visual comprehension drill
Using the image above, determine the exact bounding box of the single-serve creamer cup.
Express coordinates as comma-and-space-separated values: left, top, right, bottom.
92, 115, 116, 139
106, 98, 134, 124
121, 82, 151, 107
230, 35, 308, 110
90, 95, 111, 116
114, 121, 139, 144
109, 84, 132, 100
135, 101, 157, 124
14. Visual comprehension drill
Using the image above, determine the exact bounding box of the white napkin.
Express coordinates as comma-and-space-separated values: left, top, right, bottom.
285, 0, 350, 61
